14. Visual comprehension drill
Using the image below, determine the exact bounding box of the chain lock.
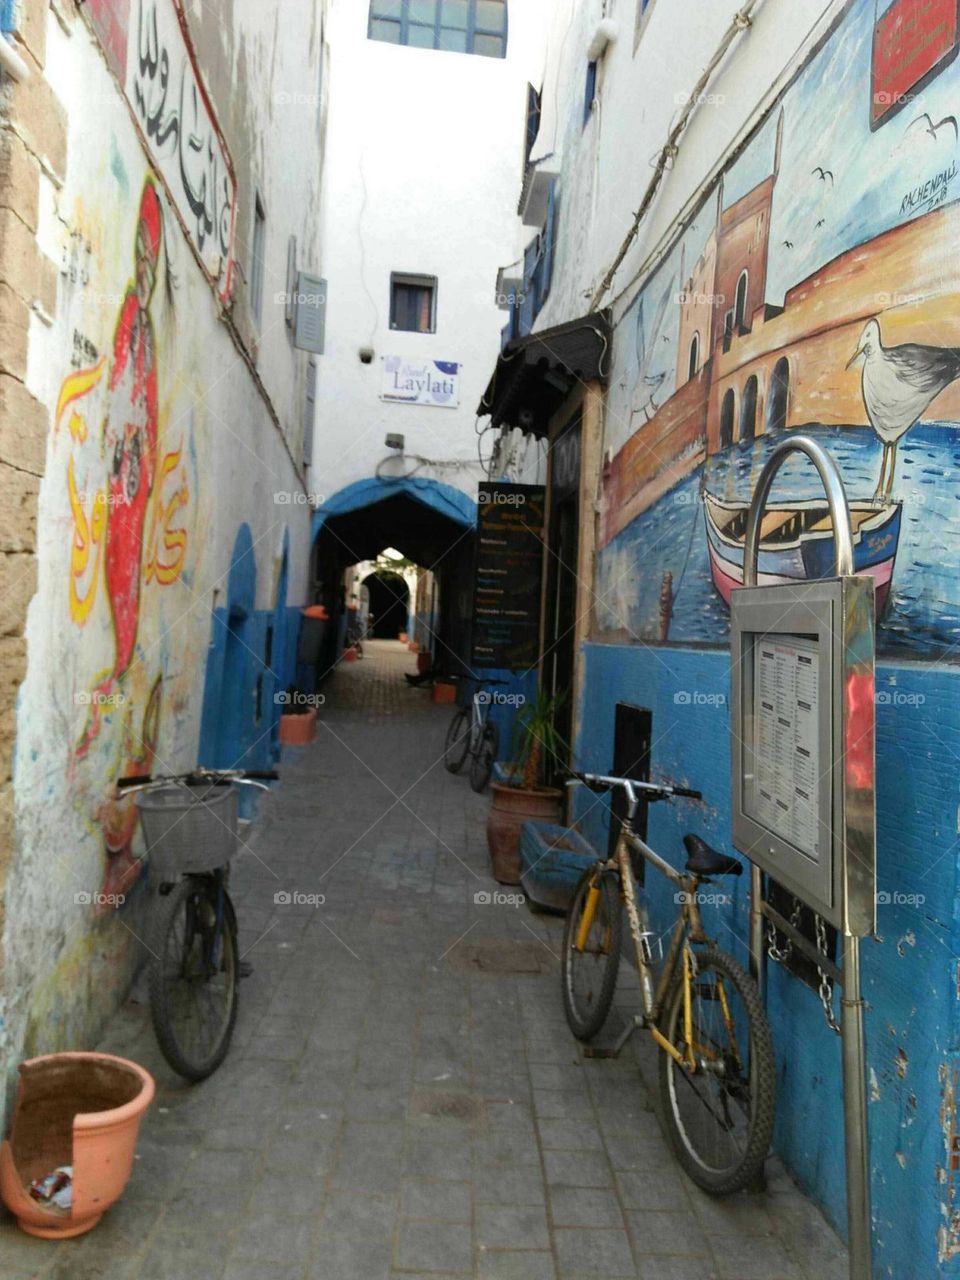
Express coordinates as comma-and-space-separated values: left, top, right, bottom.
814, 913, 841, 1035
766, 896, 802, 964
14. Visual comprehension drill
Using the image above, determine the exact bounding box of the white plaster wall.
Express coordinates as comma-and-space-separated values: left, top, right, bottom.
1, 1, 321, 1100
531, 0, 837, 333
311, 0, 547, 505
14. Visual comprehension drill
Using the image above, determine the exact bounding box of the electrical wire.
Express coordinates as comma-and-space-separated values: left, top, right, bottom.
589, 1, 763, 309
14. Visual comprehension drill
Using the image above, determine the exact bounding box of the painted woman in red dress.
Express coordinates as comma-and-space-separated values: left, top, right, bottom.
77, 180, 162, 757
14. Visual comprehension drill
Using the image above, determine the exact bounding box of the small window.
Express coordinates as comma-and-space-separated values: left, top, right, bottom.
369, 0, 507, 57
584, 61, 598, 125
734, 270, 749, 330
250, 196, 266, 328
303, 360, 317, 468
390, 273, 437, 333
688, 332, 700, 381
634, 0, 655, 47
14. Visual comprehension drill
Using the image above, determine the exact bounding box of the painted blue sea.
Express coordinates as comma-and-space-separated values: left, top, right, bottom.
595, 424, 960, 655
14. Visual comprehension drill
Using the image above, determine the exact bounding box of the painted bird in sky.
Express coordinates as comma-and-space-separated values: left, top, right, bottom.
906, 112, 958, 143
811, 166, 834, 186
847, 319, 960, 499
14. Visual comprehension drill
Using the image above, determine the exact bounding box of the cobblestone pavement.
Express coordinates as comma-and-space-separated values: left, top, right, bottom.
0, 642, 848, 1279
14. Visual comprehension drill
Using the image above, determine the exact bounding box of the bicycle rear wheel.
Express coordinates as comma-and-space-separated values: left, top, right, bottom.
658, 945, 775, 1195
561, 866, 622, 1041
469, 720, 499, 792
149, 876, 239, 1081
443, 707, 471, 774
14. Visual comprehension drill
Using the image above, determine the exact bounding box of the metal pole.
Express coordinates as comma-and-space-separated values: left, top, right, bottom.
740, 435, 871, 1279
841, 936, 872, 1279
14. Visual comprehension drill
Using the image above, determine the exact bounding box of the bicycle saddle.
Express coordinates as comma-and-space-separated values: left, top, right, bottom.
683, 835, 743, 877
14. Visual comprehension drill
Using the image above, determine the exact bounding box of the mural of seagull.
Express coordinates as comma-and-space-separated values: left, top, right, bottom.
811, 166, 834, 186
630, 276, 674, 423
906, 112, 958, 143
848, 318, 960, 499
782, 240, 794, 249
815, 218, 826, 229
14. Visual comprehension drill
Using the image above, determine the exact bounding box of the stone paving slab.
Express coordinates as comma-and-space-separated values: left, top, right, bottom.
0, 642, 848, 1279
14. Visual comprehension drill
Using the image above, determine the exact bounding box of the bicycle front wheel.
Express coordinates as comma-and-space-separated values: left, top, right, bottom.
443, 707, 471, 774
561, 866, 622, 1041
149, 876, 239, 1081
469, 721, 499, 792
658, 945, 775, 1195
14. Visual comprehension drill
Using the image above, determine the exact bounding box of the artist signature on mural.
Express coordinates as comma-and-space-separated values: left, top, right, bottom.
899, 160, 956, 216
129, 0, 236, 296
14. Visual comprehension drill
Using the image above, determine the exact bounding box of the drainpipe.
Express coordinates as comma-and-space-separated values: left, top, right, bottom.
0, 35, 29, 82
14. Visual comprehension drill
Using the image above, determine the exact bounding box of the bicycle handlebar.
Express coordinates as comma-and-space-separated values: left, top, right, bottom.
566, 772, 702, 804
117, 769, 279, 791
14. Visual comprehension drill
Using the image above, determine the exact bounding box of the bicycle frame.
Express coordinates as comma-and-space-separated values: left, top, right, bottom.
573, 783, 740, 1075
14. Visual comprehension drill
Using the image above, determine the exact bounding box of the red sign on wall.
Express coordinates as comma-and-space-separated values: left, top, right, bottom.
84, 0, 131, 82
871, 0, 960, 128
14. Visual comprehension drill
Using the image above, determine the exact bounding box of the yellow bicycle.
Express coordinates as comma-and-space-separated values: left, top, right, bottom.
562, 772, 775, 1196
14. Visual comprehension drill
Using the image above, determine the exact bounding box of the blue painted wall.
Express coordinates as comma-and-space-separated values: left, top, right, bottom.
575, 641, 960, 1278
199, 525, 301, 776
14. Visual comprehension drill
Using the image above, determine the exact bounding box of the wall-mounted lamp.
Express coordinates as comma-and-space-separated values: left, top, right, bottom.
385, 433, 405, 451
359, 346, 375, 364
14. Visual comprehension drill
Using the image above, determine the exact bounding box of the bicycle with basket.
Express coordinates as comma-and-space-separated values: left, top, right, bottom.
118, 767, 276, 1081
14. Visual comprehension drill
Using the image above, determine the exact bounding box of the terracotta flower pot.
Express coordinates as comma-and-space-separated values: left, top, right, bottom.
343, 646, 358, 663
486, 782, 564, 884
0, 1052, 155, 1239
399, 631, 408, 643
279, 707, 317, 745
431, 681, 457, 706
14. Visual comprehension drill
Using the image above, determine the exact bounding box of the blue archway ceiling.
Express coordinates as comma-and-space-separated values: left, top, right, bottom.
312, 477, 476, 567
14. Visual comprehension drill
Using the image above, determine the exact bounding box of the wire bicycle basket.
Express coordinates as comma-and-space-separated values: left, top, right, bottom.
135, 782, 239, 879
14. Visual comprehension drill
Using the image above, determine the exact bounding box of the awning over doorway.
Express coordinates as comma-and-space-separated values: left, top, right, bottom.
478, 311, 611, 437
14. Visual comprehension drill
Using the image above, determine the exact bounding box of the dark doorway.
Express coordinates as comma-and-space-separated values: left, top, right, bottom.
767, 357, 789, 433
364, 572, 409, 638
720, 389, 735, 449
545, 415, 582, 780
740, 375, 758, 441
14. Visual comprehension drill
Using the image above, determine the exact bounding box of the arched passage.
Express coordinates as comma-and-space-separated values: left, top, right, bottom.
307, 477, 476, 682
720, 388, 736, 449
767, 357, 789, 433
364, 571, 410, 638
740, 375, 759, 441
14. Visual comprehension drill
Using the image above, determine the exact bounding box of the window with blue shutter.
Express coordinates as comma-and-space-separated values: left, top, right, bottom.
539, 180, 559, 306
584, 61, 598, 125
1, 0, 16, 35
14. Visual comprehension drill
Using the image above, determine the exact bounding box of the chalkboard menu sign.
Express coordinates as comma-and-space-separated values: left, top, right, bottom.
471, 483, 546, 670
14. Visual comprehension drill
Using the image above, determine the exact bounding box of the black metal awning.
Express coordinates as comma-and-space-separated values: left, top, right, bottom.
478, 311, 611, 437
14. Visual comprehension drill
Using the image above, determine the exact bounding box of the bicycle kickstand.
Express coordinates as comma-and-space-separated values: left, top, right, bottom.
583, 1014, 645, 1059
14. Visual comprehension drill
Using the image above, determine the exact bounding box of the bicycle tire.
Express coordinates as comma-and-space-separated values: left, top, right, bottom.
149, 876, 239, 1081
658, 944, 775, 1196
443, 707, 471, 774
469, 721, 499, 792
561, 865, 622, 1041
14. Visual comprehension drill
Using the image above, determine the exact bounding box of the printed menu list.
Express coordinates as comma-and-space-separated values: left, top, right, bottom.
747, 635, 822, 862
471, 484, 546, 670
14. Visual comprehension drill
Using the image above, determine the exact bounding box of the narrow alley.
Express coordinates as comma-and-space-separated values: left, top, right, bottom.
0, 645, 846, 1280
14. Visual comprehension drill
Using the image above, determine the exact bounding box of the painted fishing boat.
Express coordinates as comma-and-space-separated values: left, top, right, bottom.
703, 492, 902, 611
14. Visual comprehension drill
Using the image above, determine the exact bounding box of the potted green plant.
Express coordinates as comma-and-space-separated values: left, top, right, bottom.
486, 689, 566, 884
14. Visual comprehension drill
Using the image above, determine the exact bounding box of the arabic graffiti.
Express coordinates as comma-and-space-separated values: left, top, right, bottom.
126, 0, 236, 300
